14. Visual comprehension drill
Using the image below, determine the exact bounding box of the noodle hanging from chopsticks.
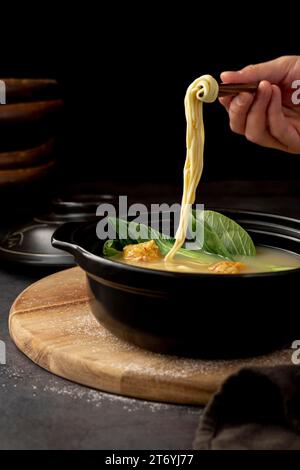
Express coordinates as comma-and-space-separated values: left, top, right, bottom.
165, 75, 219, 262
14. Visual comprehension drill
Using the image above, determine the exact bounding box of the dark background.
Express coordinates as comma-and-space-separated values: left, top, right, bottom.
1, 10, 300, 453
0, 8, 299, 187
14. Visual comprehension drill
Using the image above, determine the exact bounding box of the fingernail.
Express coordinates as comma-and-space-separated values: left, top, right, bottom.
236, 93, 251, 106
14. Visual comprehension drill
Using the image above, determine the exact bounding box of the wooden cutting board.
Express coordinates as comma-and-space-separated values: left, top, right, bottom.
9, 267, 292, 405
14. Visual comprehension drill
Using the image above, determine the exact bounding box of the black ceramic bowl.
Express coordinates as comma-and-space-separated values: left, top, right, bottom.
52, 210, 300, 358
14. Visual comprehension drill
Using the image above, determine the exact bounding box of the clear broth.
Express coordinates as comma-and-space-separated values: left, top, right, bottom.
113, 246, 300, 274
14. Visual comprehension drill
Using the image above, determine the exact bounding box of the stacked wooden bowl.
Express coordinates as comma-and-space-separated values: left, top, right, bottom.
0, 79, 63, 187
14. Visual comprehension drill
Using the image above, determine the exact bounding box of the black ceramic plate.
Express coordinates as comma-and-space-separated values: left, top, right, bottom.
52, 210, 300, 358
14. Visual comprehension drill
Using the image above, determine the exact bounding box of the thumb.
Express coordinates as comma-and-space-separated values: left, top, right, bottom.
220, 57, 289, 84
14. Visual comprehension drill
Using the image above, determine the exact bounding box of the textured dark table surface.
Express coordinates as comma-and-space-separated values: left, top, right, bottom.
0, 265, 202, 450
1, 181, 300, 450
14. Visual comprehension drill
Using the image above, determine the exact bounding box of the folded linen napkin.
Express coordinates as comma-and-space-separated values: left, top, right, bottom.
194, 365, 300, 450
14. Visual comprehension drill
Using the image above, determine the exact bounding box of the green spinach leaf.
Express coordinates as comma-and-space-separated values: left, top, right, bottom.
192, 210, 256, 258
103, 239, 123, 257
104, 212, 256, 262
107, 217, 220, 263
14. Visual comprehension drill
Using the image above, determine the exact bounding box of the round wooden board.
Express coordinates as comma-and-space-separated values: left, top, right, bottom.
9, 267, 292, 405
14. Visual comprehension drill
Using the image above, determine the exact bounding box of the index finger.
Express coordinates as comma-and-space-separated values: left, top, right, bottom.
220, 57, 290, 84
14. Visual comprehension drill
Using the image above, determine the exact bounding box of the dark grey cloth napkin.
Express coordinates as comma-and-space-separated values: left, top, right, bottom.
194, 365, 300, 450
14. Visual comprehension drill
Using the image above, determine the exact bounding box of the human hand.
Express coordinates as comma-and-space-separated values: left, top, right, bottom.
219, 56, 300, 153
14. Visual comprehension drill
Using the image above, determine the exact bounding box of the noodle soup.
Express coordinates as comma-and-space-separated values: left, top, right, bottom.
112, 246, 300, 274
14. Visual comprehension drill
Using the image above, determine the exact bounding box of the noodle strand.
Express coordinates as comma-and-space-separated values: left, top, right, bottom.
165, 75, 219, 262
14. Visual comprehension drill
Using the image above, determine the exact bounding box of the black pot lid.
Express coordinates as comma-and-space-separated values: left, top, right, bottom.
0, 192, 120, 267
0, 221, 75, 266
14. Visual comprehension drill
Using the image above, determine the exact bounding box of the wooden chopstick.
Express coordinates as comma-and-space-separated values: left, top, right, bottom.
219, 82, 259, 97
